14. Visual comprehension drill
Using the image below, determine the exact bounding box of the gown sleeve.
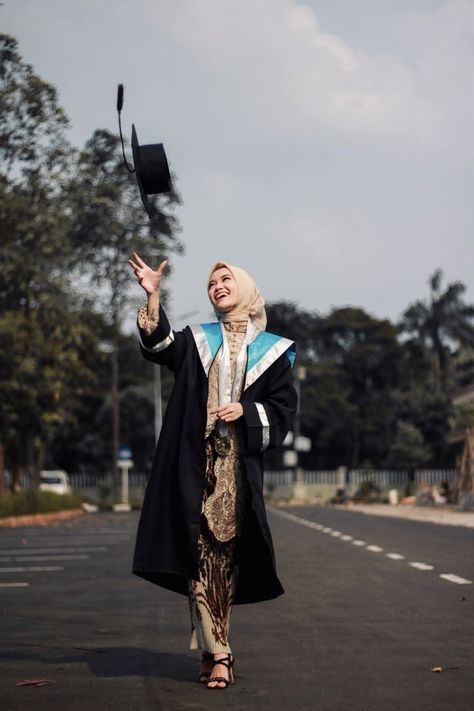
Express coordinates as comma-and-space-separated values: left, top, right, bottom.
137, 304, 187, 372
240, 351, 297, 454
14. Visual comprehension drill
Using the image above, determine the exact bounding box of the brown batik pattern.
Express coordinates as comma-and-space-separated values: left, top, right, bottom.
191, 523, 236, 647
189, 320, 250, 653
189, 440, 246, 652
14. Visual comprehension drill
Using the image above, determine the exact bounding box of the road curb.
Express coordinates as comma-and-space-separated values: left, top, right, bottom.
270, 501, 474, 528
0, 508, 85, 528
333, 503, 474, 528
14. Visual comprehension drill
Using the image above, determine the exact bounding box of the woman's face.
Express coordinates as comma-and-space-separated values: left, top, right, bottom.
208, 267, 239, 313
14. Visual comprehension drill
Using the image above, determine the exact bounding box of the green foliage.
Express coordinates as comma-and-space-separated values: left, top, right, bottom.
384, 421, 431, 470
0, 34, 182, 487
267, 291, 467, 469
0, 34, 98, 487
2, 33, 473, 480
67, 128, 183, 322
352, 480, 382, 503
267, 303, 404, 468
400, 269, 474, 389
0, 490, 83, 518
46, 331, 157, 473
0, 33, 71, 182
0, 306, 99, 446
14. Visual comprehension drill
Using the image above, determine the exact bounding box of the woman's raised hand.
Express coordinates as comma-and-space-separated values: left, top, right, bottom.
128, 252, 167, 295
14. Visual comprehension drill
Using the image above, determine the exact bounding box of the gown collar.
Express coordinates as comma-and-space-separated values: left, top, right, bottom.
189, 322, 295, 390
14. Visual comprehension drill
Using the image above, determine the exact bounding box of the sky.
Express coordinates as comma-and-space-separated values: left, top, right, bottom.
3, 0, 474, 328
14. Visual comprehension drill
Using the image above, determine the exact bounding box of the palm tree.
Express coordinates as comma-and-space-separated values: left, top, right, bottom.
400, 270, 474, 390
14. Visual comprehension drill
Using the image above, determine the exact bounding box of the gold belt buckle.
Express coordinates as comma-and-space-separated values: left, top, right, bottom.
214, 435, 231, 456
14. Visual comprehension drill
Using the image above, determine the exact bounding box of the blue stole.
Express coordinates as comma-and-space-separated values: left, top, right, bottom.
189, 322, 295, 391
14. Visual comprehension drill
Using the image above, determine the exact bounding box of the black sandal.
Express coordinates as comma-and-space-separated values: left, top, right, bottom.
206, 654, 235, 689
198, 652, 213, 683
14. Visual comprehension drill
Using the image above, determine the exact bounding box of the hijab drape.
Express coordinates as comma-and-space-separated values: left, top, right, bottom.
208, 261, 267, 332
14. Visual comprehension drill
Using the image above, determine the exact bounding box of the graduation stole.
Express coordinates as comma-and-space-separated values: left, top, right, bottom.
190, 321, 295, 390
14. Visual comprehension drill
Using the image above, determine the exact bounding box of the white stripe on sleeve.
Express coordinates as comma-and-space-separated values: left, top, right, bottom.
137, 326, 175, 353
255, 403, 270, 451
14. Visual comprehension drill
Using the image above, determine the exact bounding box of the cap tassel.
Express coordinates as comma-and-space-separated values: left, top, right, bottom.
117, 83, 135, 174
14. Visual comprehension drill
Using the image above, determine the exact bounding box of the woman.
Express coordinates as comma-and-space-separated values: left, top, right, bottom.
129, 253, 296, 689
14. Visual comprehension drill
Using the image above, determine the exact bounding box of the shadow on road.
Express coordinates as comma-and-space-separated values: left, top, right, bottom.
0, 646, 195, 681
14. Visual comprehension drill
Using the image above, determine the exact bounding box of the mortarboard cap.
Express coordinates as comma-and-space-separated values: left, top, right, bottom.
117, 84, 172, 218
131, 124, 172, 217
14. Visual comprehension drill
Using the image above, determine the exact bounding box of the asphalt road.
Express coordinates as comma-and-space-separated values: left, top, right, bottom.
1, 507, 473, 711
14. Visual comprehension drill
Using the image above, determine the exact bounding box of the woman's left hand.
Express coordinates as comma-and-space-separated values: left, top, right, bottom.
210, 403, 244, 422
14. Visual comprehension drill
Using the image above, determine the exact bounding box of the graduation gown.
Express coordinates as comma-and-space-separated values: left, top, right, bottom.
132, 306, 297, 605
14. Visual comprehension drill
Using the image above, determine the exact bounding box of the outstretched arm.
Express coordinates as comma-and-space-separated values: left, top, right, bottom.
129, 253, 186, 371
128, 252, 167, 321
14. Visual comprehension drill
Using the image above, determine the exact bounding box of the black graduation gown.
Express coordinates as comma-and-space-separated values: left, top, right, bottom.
132, 306, 297, 605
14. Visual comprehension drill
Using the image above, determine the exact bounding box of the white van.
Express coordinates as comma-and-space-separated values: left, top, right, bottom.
39, 470, 72, 495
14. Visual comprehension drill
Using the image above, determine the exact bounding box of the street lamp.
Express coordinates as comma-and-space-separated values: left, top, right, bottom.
294, 366, 307, 482
98, 339, 120, 500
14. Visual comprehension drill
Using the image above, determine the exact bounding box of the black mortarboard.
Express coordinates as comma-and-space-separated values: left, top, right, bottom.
117, 84, 172, 218
131, 124, 172, 217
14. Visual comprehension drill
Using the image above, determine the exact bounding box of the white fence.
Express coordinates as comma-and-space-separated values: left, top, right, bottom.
48, 468, 459, 493
300, 470, 340, 485
263, 471, 293, 487
10, 468, 460, 493
69, 472, 148, 489
264, 468, 459, 490
349, 470, 410, 487
414, 469, 458, 485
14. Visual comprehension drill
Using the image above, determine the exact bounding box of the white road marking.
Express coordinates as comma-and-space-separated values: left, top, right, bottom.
439, 574, 472, 585
13, 555, 90, 562
277, 512, 298, 522
0, 566, 64, 573
0, 582, 30, 588
270, 508, 471, 586
409, 562, 434, 571
0, 546, 108, 555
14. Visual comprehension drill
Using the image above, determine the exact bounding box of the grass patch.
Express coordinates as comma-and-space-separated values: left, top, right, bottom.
0, 490, 83, 518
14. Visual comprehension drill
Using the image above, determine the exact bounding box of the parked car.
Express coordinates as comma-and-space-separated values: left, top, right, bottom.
39, 470, 72, 495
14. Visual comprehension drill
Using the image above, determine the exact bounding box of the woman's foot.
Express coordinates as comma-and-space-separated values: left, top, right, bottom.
206, 654, 235, 689
198, 652, 213, 683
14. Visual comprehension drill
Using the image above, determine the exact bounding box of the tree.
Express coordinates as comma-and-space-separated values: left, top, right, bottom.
68, 129, 183, 318
0, 33, 71, 182
0, 34, 98, 489
66, 129, 183, 493
400, 269, 474, 391
266, 302, 403, 468
384, 421, 430, 470
0, 305, 99, 489
267, 293, 474, 469
46, 328, 158, 475
312, 307, 402, 467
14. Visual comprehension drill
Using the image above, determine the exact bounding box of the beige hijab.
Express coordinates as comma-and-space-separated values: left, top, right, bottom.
208, 261, 267, 332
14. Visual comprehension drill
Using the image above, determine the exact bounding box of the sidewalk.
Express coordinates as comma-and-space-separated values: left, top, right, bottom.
340, 502, 474, 529
0, 508, 85, 528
